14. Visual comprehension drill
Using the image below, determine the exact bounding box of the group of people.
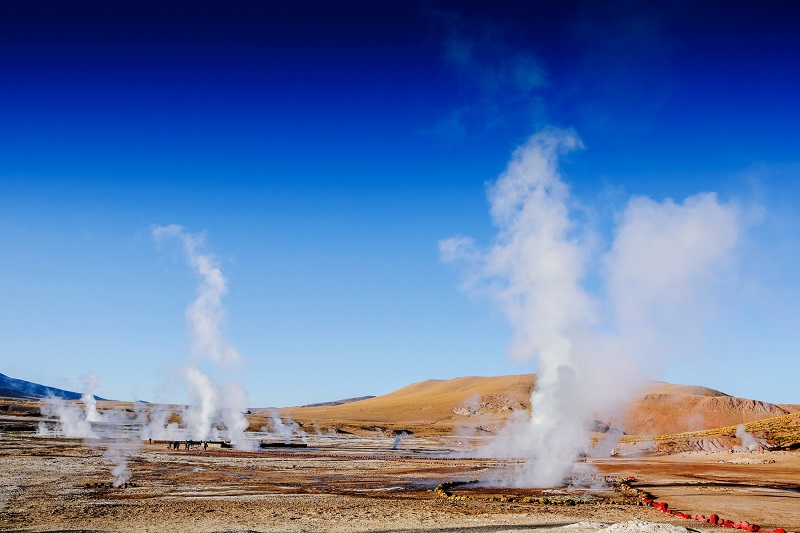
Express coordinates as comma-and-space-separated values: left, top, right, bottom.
174, 440, 207, 450
155, 439, 209, 451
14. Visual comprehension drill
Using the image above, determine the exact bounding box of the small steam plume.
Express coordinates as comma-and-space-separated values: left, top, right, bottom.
441, 129, 744, 487
262, 410, 306, 444
81, 372, 101, 422
735, 424, 760, 451
38, 372, 107, 438
152, 225, 252, 449
136, 403, 183, 441
104, 439, 140, 487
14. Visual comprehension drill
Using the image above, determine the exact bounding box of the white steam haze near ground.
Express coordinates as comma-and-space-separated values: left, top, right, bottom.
441, 128, 744, 487
36, 375, 141, 486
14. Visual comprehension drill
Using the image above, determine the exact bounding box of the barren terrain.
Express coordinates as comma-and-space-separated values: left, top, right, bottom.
3, 375, 800, 532
2, 424, 800, 532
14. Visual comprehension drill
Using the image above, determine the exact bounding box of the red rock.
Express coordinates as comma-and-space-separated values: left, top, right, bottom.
710, 514, 720, 525
725, 521, 736, 528
776, 528, 786, 533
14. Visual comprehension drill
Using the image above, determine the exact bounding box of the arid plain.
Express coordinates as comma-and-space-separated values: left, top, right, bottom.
2, 375, 800, 533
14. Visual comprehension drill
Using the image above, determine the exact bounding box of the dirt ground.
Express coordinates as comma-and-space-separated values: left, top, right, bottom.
2, 426, 799, 532
593, 452, 800, 531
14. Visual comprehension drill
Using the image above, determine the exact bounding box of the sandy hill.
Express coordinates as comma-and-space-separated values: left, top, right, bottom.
274, 374, 536, 435
271, 374, 798, 438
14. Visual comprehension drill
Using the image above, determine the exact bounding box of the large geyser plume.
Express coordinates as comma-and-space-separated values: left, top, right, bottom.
441, 129, 743, 487
152, 224, 252, 449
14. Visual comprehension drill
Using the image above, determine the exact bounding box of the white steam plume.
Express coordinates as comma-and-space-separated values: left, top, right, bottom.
263, 411, 306, 444
441, 128, 743, 487
735, 424, 760, 451
81, 372, 101, 422
152, 224, 241, 366
606, 193, 740, 346
219, 381, 251, 449
152, 225, 253, 449
182, 366, 219, 441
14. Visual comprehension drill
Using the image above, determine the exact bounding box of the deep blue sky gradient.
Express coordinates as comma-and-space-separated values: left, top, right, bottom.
1, 1, 799, 406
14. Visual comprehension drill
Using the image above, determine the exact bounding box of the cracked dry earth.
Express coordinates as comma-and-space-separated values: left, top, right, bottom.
1, 432, 799, 533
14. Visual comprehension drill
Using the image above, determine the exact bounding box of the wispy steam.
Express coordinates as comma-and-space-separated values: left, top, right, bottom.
152, 224, 241, 365
427, 10, 548, 138
104, 439, 139, 487
441, 128, 744, 486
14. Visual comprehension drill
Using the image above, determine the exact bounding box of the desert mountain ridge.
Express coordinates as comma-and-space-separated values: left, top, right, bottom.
2, 371, 799, 438
274, 374, 800, 437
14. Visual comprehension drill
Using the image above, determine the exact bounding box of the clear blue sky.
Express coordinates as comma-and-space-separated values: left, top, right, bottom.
1, 1, 799, 407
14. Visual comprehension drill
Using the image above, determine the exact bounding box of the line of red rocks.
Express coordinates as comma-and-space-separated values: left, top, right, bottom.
629, 479, 795, 533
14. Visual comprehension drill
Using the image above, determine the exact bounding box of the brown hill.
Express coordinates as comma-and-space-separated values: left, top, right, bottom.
620, 411, 800, 452
269, 374, 798, 438
623, 381, 800, 437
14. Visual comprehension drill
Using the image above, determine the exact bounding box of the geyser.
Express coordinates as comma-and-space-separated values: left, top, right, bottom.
442, 128, 744, 487
152, 224, 253, 449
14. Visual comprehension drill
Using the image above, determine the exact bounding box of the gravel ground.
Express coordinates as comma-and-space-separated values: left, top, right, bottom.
1, 429, 797, 532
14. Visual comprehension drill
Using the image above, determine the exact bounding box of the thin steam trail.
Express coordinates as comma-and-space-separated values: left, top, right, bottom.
153, 225, 252, 449
441, 129, 743, 487
152, 225, 241, 366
